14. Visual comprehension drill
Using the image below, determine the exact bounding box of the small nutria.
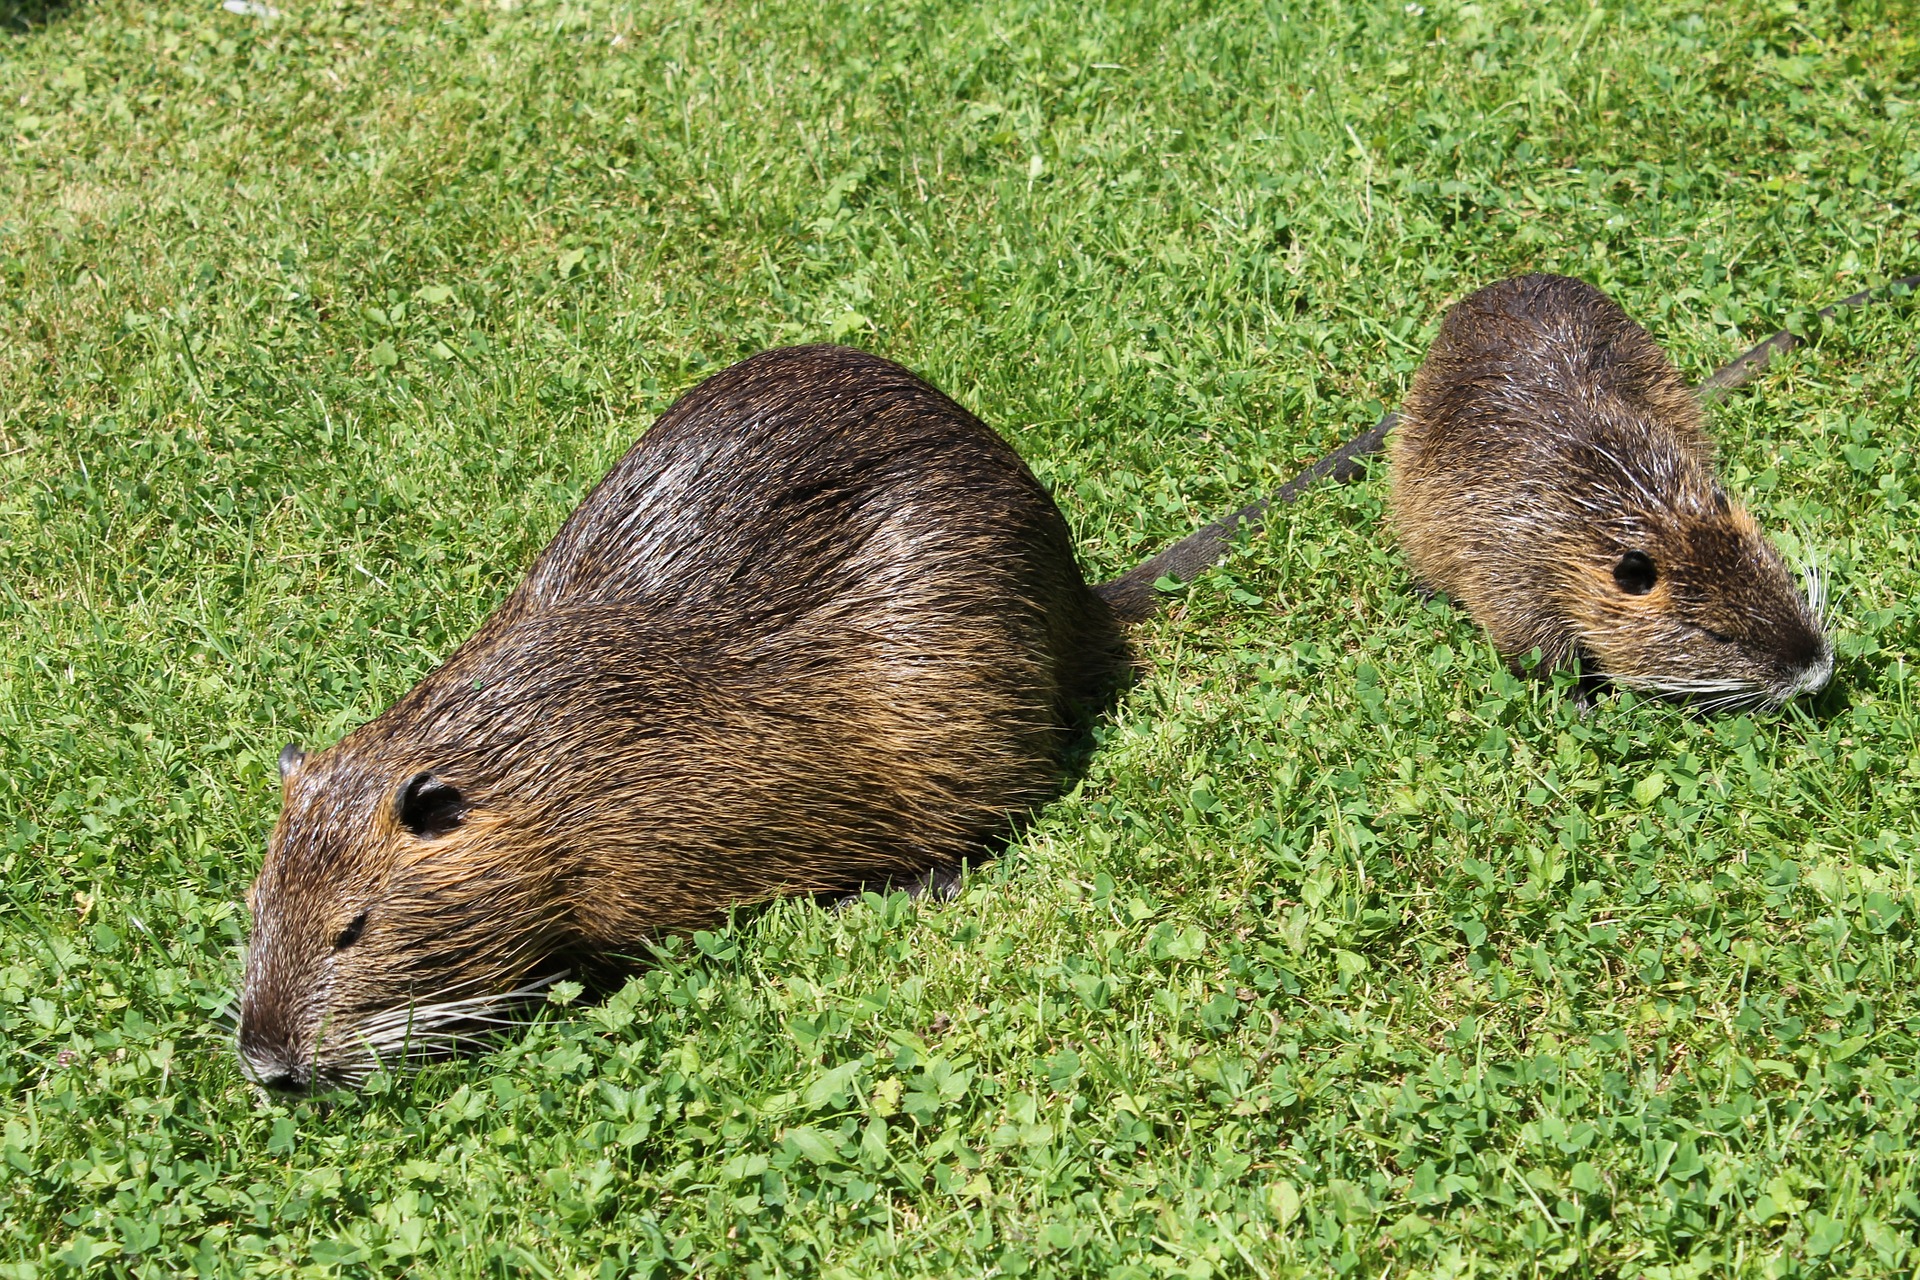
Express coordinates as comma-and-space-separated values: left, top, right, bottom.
1388, 273, 1832, 705
242, 344, 1224, 1090
1105, 274, 1918, 613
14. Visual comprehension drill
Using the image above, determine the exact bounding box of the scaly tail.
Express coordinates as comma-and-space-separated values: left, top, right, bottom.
1094, 415, 1394, 622
1697, 273, 1920, 401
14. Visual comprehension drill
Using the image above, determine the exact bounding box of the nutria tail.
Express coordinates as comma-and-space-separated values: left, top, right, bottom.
1093, 416, 1394, 623
1097, 271, 1918, 623
1698, 272, 1920, 401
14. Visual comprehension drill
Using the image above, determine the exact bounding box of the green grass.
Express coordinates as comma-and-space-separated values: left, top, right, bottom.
3, 0, 1919, 1274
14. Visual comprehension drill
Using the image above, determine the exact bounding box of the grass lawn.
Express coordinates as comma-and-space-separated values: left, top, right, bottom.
4, 0, 1920, 1274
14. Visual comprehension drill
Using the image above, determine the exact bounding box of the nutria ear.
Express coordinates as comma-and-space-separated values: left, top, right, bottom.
396, 771, 466, 839
278, 743, 305, 780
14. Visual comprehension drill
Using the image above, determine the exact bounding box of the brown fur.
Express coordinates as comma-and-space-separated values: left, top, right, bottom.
240, 345, 1129, 1090
1388, 274, 1832, 704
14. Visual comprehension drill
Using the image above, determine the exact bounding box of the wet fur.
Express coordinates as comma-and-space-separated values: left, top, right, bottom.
241, 345, 1127, 1088
1388, 274, 1832, 705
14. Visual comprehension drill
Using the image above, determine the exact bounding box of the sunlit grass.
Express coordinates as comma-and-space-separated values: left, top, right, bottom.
2, 0, 1918, 1274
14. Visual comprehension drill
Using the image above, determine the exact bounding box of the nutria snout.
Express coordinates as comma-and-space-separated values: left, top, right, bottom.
240, 345, 1134, 1089
1388, 273, 1832, 707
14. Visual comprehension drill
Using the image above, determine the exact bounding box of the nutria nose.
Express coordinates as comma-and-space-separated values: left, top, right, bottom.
1772, 620, 1833, 698
239, 1037, 308, 1091
238, 1009, 308, 1091
1787, 644, 1834, 700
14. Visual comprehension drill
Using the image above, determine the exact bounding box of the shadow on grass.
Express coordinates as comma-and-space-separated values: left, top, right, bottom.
1, 0, 76, 34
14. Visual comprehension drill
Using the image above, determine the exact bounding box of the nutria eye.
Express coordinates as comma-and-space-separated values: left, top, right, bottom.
1613, 551, 1658, 595
1700, 626, 1734, 645
396, 771, 466, 838
333, 911, 368, 950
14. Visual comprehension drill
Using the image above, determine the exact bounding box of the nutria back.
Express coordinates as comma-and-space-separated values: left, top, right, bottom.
240, 345, 1126, 1090
1389, 274, 1831, 705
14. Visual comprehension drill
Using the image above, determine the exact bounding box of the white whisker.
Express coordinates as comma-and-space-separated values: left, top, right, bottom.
316, 969, 570, 1079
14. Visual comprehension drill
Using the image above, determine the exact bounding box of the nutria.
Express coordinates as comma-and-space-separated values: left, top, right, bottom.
1121, 274, 1904, 706
1160, 273, 1911, 703
240, 344, 1239, 1090
1106, 272, 1917, 617
1388, 273, 1834, 705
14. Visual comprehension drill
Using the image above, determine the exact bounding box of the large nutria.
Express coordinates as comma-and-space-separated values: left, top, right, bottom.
1389, 274, 1832, 706
241, 345, 1217, 1090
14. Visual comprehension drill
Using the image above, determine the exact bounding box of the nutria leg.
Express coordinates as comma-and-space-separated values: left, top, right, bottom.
1569, 662, 1606, 715
828, 862, 965, 910
899, 863, 964, 902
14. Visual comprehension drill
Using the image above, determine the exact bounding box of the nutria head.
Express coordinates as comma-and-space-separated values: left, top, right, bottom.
239, 729, 569, 1091
1534, 455, 1831, 707
237, 609, 735, 1090
1389, 273, 1832, 708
